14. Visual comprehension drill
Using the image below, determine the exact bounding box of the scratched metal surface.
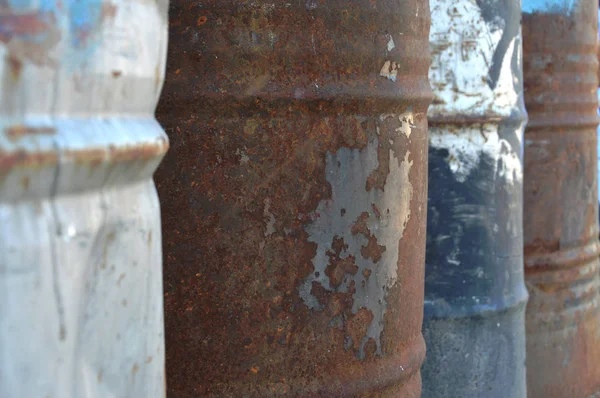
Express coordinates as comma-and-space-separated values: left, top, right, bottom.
155, 1, 431, 396
422, 0, 528, 396
0, 1, 169, 397
522, 0, 600, 396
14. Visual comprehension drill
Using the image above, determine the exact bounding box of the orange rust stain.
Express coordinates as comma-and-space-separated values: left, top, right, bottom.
5, 125, 56, 141
0, 13, 51, 40
197, 16, 208, 26
62, 139, 169, 167
0, 12, 61, 67
155, 65, 161, 91
347, 308, 374, 351
101, 2, 118, 20
7, 57, 22, 80
0, 149, 58, 178
361, 235, 386, 263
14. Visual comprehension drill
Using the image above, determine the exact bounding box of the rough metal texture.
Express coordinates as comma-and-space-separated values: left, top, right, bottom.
522, 0, 600, 396
597, 6, 600, 222
0, 0, 169, 397
421, 0, 528, 396
154, 1, 431, 396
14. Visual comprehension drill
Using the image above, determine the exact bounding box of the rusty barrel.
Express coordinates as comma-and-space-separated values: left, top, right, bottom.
155, 1, 431, 396
522, 0, 600, 396
0, 1, 169, 397
421, 0, 528, 396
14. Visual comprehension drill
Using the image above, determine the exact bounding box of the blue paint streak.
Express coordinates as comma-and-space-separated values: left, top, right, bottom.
522, 0, 576, 13
68, 0, 104, 48
6, 0, 57, 12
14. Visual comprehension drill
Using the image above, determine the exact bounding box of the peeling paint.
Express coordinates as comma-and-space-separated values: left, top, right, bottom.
299, 134, 414, 357
429, 0, 521, 117
379, 60, 399, 82
396, 112, 415, 139
263, 198, 276, 236
155, 0, 431, 395
387, 36, 395, 52
429, 124, 522, 184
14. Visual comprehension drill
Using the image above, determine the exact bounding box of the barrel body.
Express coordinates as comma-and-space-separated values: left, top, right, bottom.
155, 1, 431, 396
597, 7, 600, 222
523, 0, 600, 396
422, 0, 528, 396
0, 1, 169, 397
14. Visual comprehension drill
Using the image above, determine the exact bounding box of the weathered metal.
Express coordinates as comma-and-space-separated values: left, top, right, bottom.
0, 1, 168, 397
522, 0, 600, 396
155, 1, 431, 396
597, 6, 600, 222
421, 0, 528, 396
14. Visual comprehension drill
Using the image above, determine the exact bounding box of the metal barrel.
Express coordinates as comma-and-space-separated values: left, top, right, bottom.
0, 1, 169, 397
154, 1, 431, 396
597, 6, 600, 223
522, 0, 600, 396
421, 0, 528, 396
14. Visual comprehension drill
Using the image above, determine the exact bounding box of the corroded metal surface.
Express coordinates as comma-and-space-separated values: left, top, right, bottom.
597, 6, 600, 222
422, 0, 528, 396
522, 0, 600, 396
0, 1, 169, 397
155, 1, 431, 396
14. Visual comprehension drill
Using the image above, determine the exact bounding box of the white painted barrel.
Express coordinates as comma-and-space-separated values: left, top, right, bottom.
0, 1, 168, 397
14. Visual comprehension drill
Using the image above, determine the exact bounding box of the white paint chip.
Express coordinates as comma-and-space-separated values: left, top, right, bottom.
429, 124, 523, 184
396, 112, 414, 139
387, 36, 395, 52
379, 61, 399, 82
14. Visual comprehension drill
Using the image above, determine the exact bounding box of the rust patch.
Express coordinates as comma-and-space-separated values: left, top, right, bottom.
347, 308, 375, 351
112, 70, 122, 78
101, 2, 118, 20
361, 235, 386, 263
7, 56, 22, 80
0, 149, 59, 180
5, 125, 56, 141
0, 11, 61, 67
325, 237, 359, 288
154, 65, 161, 92
63, 138, 168, 166
196, 15, 207, 26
